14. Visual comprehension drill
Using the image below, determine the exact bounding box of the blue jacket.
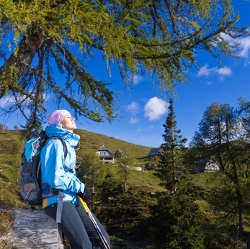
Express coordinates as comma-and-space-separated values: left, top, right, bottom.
40, 124, 85, 208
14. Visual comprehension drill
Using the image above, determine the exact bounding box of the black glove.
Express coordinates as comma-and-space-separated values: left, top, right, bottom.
77, 186, 92, 202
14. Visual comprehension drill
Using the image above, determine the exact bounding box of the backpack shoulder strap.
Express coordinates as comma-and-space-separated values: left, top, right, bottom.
47, 136, 68, 160
46, 137, 73, 173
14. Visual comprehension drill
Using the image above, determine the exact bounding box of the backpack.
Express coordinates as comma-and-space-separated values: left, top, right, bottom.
20, 130, 67, 207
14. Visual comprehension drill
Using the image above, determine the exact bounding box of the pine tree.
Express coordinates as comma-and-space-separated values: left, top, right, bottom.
0, 0, 248, 122
157, 98, 187, 194
152, 99, 205, 249
152, 193, 205, 249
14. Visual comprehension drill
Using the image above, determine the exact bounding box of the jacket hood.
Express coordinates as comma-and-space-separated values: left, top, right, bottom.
45, 124, 80, 147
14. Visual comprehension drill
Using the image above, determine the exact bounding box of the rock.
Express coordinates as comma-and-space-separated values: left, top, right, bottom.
6, 208, 64, 249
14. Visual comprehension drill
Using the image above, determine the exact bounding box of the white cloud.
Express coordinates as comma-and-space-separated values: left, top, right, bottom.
198, 64, 214, 76
198, 64, 232, 77
217, 66, 232, 76
144, 97, 168, 121
127, 101, 139, 115
219, 33, 250, 58
0, 93, 50, 109
127, 101, 140, 124
133, 74, 143, 85
238, 37, 250, 58
0, 96, 16, 108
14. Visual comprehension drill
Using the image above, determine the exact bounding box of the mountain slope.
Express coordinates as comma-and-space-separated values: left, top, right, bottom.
76, 129, 151, 159
0, 129, 153, 208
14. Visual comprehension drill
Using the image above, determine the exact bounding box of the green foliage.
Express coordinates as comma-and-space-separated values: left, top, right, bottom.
145, 155, 160, 171
0, 0, 248, 123
96, 175, 156, 239
191, 99, 250, 244
157, 99, 187, 193
151, 192, 205, 249
79, 152, 106, 189
116, 152, 135, 192
0, 126, 248, 248
150, 99, 206, 248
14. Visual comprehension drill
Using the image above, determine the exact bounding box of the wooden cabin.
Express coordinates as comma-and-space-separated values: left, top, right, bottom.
147, 147, 162, 158
96, 145, 115, 164
191, 159, 220, 173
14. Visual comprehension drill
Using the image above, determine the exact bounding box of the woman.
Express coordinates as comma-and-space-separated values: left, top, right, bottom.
40, 110, 109, 249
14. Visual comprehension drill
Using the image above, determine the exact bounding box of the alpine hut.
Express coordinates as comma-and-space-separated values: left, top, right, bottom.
96, 145, 115, 164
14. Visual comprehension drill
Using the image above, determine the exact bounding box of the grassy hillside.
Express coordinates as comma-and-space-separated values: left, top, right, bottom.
0, 129, 153, 209
0, 129, 162, 249
1, 129, 248, 248
0, 130, 25, 208
76, 129, 151, 159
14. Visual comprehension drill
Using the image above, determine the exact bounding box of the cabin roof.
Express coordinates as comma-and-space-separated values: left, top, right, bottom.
98, 145, 109, 151
148, 147, 161, 157
97, 145, 114, 157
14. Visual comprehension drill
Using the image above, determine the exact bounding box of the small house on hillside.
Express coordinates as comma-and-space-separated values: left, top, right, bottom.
96, 145, 115, 164
191, 159, 220, 173
147, 147, 162, 158
114, 149, 124, 158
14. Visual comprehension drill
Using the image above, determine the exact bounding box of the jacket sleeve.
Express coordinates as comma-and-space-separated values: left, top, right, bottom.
41, 139, 85, 194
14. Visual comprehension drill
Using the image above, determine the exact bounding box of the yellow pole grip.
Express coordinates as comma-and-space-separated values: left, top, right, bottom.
78, 196, 92, 216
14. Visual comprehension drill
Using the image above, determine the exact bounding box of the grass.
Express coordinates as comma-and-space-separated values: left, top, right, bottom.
0, 211, 13, 235
0, 208, 15, 249
0, 129, 158, 249
76, 129, 151, 160
190, 171, 224, 190
0, 128, 152, 208
100, 164, 165, 193
0, 129, 248, 248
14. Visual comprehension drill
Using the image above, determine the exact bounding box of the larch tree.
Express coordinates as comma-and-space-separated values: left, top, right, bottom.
0, 0, 248, 126
117, 152, 134, 193
192, 101, 250, 247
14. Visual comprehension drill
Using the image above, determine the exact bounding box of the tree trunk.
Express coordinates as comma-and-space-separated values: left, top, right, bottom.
0, 32, 43, 98
124, 181, 127, 193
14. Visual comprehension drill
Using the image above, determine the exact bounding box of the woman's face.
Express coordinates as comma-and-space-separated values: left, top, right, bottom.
60, 113, 77, 132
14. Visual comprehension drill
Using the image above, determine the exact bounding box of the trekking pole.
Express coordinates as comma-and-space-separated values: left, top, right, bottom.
78, 197, 110, 249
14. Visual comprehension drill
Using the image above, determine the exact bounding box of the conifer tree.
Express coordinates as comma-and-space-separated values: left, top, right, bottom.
152, 98, 205, 249
157, 98, 187, 193
0, 0, 248, 124
152, 193, 205, 249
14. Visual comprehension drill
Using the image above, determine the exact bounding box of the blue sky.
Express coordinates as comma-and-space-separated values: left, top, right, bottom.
0, 1, 250, 148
